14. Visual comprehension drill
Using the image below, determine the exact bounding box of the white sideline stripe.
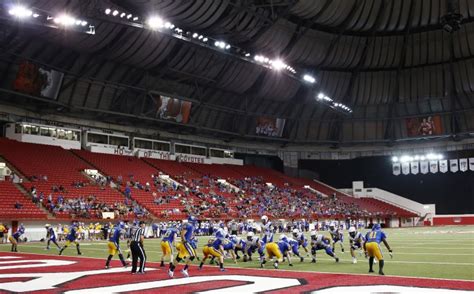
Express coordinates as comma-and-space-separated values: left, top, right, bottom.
4, 251, 474, 283
0, 256, 20, 259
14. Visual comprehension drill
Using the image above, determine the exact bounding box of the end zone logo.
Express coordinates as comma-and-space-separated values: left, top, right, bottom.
0, 253, 472, 293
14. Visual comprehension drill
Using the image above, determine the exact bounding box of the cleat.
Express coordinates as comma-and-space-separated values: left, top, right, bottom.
220, 268, 226, 272
352, 258, 357, 264
260, 263, 264, 268
168, 270, 174, 278
335, 257, 339, 263
379, 270, 385, 276
289, 263, 293, 267
342, 248, 345, 253
105, 265, 110, 269
273, 262, 279, 269
300, 257, 304, 262
311, 259, 316, 263
369, 269, 374, 273
181, 269, 189, 277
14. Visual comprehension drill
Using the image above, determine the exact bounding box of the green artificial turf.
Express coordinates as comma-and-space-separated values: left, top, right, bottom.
1, 225, 473, 280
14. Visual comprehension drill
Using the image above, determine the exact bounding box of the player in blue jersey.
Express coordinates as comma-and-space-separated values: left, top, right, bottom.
160, 225, 178, 268
287, 237, 305, 262
292, 228, 310, 257
229, 235, 247, 260
45, 224, 60, 250
364, 224, 392, 275
348, 226, 365, 264
310, 231, 339, 263
59, 222, 82, 255
170, 216, 197, 278
261, 235, 293, 269
9, 224, 25, 252
105, 222, 127, 269
329, 223, 345, 253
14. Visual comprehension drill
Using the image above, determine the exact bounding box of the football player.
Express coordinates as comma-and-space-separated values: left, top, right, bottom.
292, 228, 310, 256
310, 231, 339, 263
59, 222, 82, 256
348, 226, 365, 264
246, 231, 265, 262
160, 225, 178, 268
329, 223, 345, 253
364, 224, 393, 275
261, 235, 293, 269
260, 215, 274, 244
105, 222, 127, 269
287, 237, 305, 262
9, 224, 25, 252
45, 224, 60, 250
170, 216, 197, 278
198, 238, 215, 269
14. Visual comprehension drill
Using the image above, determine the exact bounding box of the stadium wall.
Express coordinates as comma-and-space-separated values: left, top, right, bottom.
432, 214, 474, 225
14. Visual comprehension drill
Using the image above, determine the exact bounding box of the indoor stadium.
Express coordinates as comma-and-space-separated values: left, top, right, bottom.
0, 0, 473, 293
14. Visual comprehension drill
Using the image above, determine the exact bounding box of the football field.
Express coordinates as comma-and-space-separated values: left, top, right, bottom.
1, 225, 473, 281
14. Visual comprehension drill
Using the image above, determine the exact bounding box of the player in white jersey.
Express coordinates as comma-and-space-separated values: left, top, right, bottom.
348, 226, 365, 264
329, 223, 345, 253
260, 215, 274, 244
310, 231, 339, 263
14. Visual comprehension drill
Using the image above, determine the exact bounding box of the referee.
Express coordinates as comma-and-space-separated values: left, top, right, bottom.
130, 221, 146, 274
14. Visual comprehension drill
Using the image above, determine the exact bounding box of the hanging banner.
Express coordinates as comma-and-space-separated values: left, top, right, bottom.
410, 161, 419, 175
449, 159, 459, 173
439, 160, 448, 173
13, 61, 64, 100
470, 158, 474, 171
405, 115, 443, 137
429, 161, 438, 174
401, 162, 410, 175
392, 163, 401, 176
459, 158, 468, 172
420, 161, 429, 174
256, 117, 286, 137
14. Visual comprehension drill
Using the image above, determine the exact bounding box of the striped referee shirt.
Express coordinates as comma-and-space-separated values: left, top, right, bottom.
131, 227, 144, 242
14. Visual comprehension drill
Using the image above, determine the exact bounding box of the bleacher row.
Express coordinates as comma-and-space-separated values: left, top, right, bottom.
0, 138, 417, 220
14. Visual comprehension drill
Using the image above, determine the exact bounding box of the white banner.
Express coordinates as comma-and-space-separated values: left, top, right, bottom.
429, 161, 438, 174
459, 158, 468, 172
410, 161, 419, 175
392, 163, 401, 176
420, 161, 429, 174
401, 162, 410, 175
449, 159, 459, 173
470, 158, 474, 171
439, 160, 448, 173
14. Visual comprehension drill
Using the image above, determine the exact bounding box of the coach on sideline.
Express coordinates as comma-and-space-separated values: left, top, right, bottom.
130, 221, 146, 274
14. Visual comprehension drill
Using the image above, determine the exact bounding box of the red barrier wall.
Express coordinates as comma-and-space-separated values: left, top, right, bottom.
432, 215, 474, 226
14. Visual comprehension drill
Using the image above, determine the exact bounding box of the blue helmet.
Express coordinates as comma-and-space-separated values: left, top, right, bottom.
188, 215, 197, 224
372, 223, 381, 231
118, 221, 125, 229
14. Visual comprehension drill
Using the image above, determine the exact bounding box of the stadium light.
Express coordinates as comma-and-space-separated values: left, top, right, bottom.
202, 37, 208, 42
271, 59, 285, 70
392, 156, 399, 162
127, 14, 132, 19
105, 8, 111, 15
147, 16, 165, 29
33, 13, 40, 18
245, 53, 251, 57
120, 12, 126, 18
303, 74, 315, 83
317, 93, 325, 99
192, 33, 198, 38
54, 14, 76, 26
112, 10, 119, 16
8, 5, 33, 18
133, 16, 139, 21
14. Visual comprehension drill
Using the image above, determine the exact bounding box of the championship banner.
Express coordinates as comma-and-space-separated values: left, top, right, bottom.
401, 162, 410, 175
429, 160, 438, 174
470, 158, 474, 171
420, 161, 429, 174
439, 160, 448, 173
459, 158, 468, 172
392, 163, 401, 176
13, 61, 64, 100
405, 115, 443, 137
450, 159, 459, 173
410, 161, 419, 175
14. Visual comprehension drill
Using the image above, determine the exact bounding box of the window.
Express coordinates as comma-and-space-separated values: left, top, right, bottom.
134, 139, 152, 149
15, 124, 22, 134
40, 127, 53, 137
23, 125, 39, 135
88, 133, 108, 144
153, 141, 170, 151
210, 149, 224, 158
191, 147, 206, 156
224, 151, 234, 158
109, 136, 129, 148
175, 144, 191, 154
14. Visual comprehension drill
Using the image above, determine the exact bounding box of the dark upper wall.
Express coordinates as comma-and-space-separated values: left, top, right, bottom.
299, 150, 474, 214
